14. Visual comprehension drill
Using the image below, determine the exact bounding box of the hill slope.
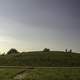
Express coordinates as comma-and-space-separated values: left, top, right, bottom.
0, 51, 80, 67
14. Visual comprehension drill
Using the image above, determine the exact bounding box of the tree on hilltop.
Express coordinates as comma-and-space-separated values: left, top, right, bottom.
7, 48, 19, 55
43, 48, 50, 52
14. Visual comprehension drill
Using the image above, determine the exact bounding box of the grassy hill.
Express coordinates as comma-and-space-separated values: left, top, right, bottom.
0, 51, 80, 67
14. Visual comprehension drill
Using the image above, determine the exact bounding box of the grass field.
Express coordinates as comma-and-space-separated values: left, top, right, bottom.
0, 51, 80, 80
24, 68, 80, 80
0, 51, 80, 67
0, 67, 80, 80
0, 68, 25, 80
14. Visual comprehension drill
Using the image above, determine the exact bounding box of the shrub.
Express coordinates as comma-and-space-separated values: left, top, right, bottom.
7, 48, 19, 55
43, 48, 50, 52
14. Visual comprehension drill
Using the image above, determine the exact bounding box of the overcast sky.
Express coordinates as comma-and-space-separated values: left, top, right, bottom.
0, 0, 80, 53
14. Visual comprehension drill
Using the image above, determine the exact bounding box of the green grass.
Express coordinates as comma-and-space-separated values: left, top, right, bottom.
0, 68, 80, 80
0, 51, 80, 80
0, 51, 80, 67
0, 68, 25, 80
24, 68, 80, 80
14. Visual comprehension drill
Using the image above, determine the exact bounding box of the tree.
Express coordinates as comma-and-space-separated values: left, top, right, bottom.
7, 48, 19, 55
69, 49, 72, 53
65, 49, 68, 53
43, 48, 50, 52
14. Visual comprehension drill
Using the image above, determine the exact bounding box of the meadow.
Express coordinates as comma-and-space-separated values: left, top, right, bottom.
0, 68, 80, 80
0, 68, 24, 80
0, 51, 80, 80
0, 51, 80, 67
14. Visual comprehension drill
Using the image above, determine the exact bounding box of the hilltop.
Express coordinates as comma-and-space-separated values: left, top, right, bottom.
0, 51, 80, 67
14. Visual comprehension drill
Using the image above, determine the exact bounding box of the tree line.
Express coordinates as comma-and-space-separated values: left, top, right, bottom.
2, 48, 72, 55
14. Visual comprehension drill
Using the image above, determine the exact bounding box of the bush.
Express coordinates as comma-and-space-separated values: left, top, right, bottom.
43, 48, 50, 52
7, 48, 19, 55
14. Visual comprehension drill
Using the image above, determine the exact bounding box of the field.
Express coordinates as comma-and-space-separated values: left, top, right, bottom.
0, 51, 80, 80
0, 67, 80, 80
0, 51, 80, 67
0, 68, 25, 80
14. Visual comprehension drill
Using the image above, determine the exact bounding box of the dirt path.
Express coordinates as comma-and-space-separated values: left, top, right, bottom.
12, 70, 27, 80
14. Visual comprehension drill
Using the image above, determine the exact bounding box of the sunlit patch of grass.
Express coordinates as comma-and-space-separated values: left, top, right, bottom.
24, 68, 80, 80
0, 68, 80, 80
0, 68, 25, 80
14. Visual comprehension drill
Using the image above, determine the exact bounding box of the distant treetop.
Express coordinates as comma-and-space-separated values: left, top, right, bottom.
7, 48, 19, 55
43, 48, 50, 52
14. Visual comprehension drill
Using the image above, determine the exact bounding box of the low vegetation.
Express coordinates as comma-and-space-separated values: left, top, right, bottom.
0, 68, 80, 80
0, 68, 25, 80
24, 68, 80, 80
0, 49, 80, 80
0, 50, 80, 67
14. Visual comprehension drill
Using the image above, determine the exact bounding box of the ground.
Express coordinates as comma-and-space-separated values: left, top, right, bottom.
0, 67, 80, 80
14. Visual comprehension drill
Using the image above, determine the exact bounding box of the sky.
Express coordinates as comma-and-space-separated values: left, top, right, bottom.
0, 0, 80, 53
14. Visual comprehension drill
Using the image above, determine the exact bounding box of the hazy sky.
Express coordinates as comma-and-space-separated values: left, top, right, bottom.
0, 0, 80, 53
